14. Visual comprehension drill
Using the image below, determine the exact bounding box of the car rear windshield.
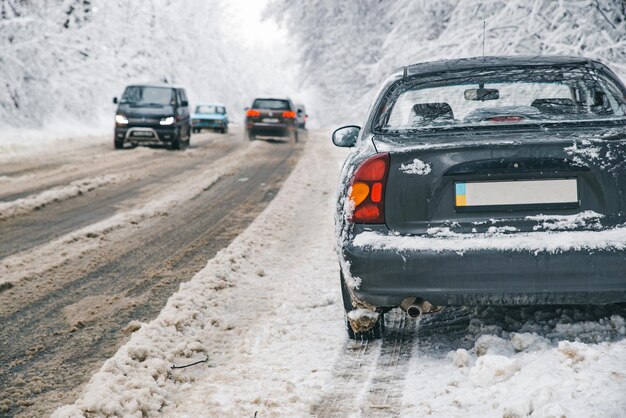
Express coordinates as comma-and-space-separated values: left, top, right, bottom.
121, 86, 176, 106
196, 105, 225, 114
252, 99, 290, 110
375, 65, 626, 133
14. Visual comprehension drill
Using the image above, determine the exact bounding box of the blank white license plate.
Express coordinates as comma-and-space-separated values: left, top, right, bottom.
263, 118, 279, 123
132, 131, 153, 137
455, 179, 578, 208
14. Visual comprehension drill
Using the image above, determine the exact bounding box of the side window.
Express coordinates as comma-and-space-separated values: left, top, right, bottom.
180, 89, 188, 105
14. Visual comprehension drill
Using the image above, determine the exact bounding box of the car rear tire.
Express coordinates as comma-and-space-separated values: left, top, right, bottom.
114, 139, 124, 149
247, 131, 255, 141
222, 126, 228, 134
340, 270, 384, 340
292, 130, 299, 143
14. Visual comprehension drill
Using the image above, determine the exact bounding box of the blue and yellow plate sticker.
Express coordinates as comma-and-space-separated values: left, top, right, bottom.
455, 182, 467, 206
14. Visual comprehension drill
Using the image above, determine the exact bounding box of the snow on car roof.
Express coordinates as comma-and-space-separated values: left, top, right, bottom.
127, 83, 186, 89
402, 55, 592, 78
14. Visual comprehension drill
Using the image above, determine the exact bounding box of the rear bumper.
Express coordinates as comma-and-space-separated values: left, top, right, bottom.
248, 123, 294, 137
344, 230, 626, 307
192, 119, 226, 128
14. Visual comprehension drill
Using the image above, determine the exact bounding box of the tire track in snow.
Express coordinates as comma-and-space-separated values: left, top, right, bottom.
313, 310, 418, 417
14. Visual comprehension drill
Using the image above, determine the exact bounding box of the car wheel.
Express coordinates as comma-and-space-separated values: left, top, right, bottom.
247, 131, 255, 141
222, 126, 229, 134
170, 134, 182, 150
340, 270, 384, 340
114, 139, 124, 149
292, 130, 299, 143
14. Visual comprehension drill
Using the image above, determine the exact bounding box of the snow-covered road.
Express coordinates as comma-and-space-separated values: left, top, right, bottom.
0, 128, 303, 417
48, 132, 626, 417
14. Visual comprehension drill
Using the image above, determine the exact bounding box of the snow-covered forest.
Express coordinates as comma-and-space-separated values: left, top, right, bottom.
3, 0, 626, 134
0, 0, 290, 133
269, 0, 626, 126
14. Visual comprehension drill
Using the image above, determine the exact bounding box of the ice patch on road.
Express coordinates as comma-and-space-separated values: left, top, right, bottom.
0, 175, 128, 220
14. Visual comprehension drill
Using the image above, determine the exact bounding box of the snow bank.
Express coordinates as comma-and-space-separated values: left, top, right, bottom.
403, 306, 626, 417
52, 133, 347, 417
0, 174, 127, 220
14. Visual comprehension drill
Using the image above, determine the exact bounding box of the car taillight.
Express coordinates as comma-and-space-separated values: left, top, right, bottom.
247, 109, 260, 117
348, 153, 389, 223
282, 111, 296, 118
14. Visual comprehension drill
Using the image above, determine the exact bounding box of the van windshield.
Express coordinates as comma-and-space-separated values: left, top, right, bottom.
375, 66, 626, 133
121, 86, 176, 106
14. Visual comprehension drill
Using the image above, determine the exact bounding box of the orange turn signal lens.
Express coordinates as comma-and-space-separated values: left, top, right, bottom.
349, 182, 369, 206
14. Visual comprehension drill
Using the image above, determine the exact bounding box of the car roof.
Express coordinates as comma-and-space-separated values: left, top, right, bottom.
402, 55, 594, 78
195, 103, 226, 107
253, 97, 291, 102
126, 83, 186, 90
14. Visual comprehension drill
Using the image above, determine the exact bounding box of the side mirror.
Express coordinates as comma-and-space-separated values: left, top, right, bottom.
113, 97, 118, 104
297, 109, 303, 115
332, 125, 360, 148
181, 100, 189, 107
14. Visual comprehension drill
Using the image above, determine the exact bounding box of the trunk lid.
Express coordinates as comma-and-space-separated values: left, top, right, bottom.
375, 125, 626, 235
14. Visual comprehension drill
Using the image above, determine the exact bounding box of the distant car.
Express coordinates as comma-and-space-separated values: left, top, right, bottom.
191, 103, 229, 134
113, 84, 191, 150
333, 56, 626, 340
295, 103, 308, 129
245, 97, 298, 142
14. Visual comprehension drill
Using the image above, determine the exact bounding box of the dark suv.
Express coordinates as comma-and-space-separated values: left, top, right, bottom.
245, 97, 298, 142
113, 84, 191, 150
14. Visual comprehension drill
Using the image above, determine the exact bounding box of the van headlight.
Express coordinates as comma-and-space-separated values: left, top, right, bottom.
115, 114, 129, 125
159, 116, 175, 126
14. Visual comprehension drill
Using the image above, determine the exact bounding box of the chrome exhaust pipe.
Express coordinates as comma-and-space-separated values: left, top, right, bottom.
400, 297, 441, 319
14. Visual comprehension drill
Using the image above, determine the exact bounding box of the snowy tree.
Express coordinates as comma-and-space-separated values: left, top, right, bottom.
269, 0, 626, 126
0, 0, 291, 129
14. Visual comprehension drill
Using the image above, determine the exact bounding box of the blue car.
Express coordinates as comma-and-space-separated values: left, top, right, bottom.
191, 103, 229, 134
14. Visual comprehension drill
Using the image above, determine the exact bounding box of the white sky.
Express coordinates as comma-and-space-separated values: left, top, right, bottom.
225, 0, 285, 47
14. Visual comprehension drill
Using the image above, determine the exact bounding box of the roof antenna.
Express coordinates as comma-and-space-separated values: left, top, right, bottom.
482, 21, 486, 58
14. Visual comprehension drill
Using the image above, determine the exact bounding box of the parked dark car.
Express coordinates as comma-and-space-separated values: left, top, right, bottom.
333, 56, 626, 340
191, 103, 229, 134
113, 84, 191, 150
296, 103, 308, 129
245, 97, 298, 142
